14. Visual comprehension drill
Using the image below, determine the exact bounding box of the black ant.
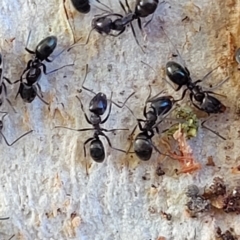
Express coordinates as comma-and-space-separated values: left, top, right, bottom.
162, 27, 228, 140
166, 61, 227, 114
68, 0, 159, 52
127, 85, 175, 160
15, 31, 73, 105
0, 112, 33, 146
0, 53, 16, 112
55, 65, 134, 173
70, 0, 112, 14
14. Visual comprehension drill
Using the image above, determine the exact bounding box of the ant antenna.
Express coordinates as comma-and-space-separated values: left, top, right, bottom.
81, 64, 135, 108
201, 117, 226, 140
67, 28, 94, 52
0, 217, 9, 220
141, 61, 176, 90
25, 30, 32, 50
0, 130, 33, 146
160, 26, 186, 67
94, 0, 113, 13
81, 64, 97, 95
8, 235, 15, 240
204, 76, 229, 91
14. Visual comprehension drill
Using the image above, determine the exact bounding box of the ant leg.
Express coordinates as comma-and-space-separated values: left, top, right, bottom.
0, 130, 33, 146
205, 91, 226, 98
15, 83, 23, 99
3, 77, 13, 85
204, 77, 229, 92
189, 93, 205, 112
101, 92, 113, 124
119, 0, 127, 13
151, 142, 175, 160
35, 91, 50, 105
95, 0, 113, 12
137, 18, 143, 34
24, 30, 35, 54
175, 88, 188, 102
145, 85, 152, 102
54, 125, 94, 132
0, 111, 8, 123
42, 62, 74, 75
130, 22, 145, 53
152, 106, 177, 129
102, 128, 129, 132
8, 235, 15, 240
125, 0, 132, 12
146, 90, 166, 103
101, 132, 126, 153
46, 64, 74, 75
5, 98, 17, 113
126, 124, 137, 154
160, 26, 186, 67
36, 83, 43, 97
124, 104, 145, 130
67, 29, 94, 52
201, 117, 226, 140
81, 64, 97, 95
83, 137, 95, 176
144, 14, 154, 28
2, 82, 16, 112
76, 96, 92, 124
110, 91, 135, 108
0, 217, 9, 220
200, 64, 225, 83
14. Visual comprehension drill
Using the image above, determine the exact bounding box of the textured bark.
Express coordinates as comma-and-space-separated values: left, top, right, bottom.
0, 0, 239, 239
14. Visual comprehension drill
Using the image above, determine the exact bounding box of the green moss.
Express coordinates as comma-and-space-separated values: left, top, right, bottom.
167, 107, 199, 139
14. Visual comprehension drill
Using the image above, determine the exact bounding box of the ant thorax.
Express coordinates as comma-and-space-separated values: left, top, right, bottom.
90, 114, 101, 125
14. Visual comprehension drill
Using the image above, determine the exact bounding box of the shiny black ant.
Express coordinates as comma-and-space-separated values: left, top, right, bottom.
0, 111, 33, 146
68, 0, 159, 52
15, 31, 73, 105
166, 61, 227, 115
161, 27, 228, 115
127, 85, 175, 160
162, 27, 228, 139
70, 0, 112, 14
55, 65, 134, 173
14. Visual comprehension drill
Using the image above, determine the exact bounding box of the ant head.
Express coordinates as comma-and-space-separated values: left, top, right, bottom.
35, 36, 57, 61
89, 93, 108, 115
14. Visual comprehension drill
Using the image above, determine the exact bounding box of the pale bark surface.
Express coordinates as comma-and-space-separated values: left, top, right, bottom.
0, 0, 239, 239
